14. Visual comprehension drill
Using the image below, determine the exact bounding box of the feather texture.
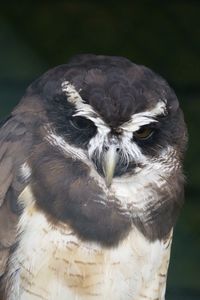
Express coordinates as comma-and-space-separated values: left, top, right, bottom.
6, 187, 172, 300
0, 54, 187, 299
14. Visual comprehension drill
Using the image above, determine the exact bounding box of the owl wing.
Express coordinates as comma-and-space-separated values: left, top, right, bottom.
0, 114, 32, 278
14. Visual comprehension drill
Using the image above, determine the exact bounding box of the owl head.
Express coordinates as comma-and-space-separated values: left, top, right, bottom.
17, 54, 187, 246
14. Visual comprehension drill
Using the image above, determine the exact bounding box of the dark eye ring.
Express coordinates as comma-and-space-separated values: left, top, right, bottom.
134, 127, 154, 140
70, 116, 95, 130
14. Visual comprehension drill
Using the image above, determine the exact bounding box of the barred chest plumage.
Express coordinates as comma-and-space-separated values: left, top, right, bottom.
6, 186, 172, 300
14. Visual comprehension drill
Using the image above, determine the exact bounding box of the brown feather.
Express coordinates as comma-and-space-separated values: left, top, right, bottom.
0, 115, 33, 278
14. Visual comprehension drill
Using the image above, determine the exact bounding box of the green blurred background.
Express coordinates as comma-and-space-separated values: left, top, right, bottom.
0, 1, 199, 299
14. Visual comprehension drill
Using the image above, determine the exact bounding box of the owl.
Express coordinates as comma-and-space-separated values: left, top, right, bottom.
0, 54, 187, 300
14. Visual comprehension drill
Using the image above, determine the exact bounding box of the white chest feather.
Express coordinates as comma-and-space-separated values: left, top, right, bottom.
7, 205, 172, 300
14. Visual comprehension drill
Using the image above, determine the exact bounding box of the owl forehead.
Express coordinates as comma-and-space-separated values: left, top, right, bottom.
80, 83, 142, 127
62, 78, 167, 130
69, 66, 171, 125
35, 60, 178, 130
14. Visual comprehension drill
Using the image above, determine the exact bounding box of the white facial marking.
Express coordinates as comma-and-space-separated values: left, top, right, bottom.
121, 100, 167, 132
61, 81, 109, 131
121, 131, 147, 164
44, 126, 106, 189
45, 126, 87, 161
111, 145, 180, 220
88, 127, 146, 173
88, 126, 110, 162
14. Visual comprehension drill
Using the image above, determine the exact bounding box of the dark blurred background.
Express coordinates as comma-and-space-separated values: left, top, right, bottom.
0, 1, 199, 299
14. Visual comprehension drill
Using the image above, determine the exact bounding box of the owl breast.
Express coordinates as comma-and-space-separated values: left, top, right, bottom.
7, 200, 171, 300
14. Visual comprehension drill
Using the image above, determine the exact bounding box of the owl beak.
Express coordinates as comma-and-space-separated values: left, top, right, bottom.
103, 144, 119, 187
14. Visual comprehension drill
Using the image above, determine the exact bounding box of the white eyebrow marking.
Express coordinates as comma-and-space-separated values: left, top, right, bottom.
62, 81, 95, 115
62, 81, 167, 134
120, 100, 167, 132
61, 81, 108, 132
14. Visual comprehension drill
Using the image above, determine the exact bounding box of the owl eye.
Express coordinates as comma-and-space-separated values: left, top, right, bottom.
134, 127, 154, 140
70, 116, 95, 130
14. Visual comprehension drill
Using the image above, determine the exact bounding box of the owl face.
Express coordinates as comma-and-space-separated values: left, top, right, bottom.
25, 55, 187, 246
43, 61, 186, 187
60, 83, 167, 186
